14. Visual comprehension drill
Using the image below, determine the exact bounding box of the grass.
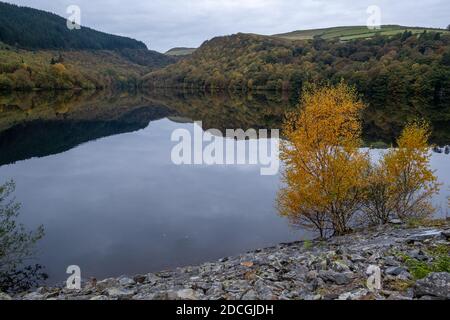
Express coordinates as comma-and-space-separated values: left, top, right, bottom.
398, 245, 450, 280
406, 218, 449, 229
273, 25, 450, 41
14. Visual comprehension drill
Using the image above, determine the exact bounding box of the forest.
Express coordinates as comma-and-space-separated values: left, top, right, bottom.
0, 44, 175, 90
0, 2, 146, 50
144, 31, 450, 111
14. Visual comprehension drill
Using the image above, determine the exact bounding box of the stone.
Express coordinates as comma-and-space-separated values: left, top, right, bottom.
118, 276, 135, 286
133, 274, 146, 284
241, 289, 258, 300
442, 230, 450, 240
319, 270, 352, 285
106, 287, 136, 299
415, 273, 450, 299
385, 266, 407, 276
176, 288, 203, 300
22, 292, 45, 300
331, 260, 350, 272
338, 289, 369, 300
0, 292, 12, 300
96, 278, 119, 291
406, 230, 442, 243
349, 254, 365, 263
90, 295, 109, 300
389, 219, 403, 225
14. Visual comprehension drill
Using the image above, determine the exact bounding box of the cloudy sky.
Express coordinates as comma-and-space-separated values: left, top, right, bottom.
6, 0, 449, 52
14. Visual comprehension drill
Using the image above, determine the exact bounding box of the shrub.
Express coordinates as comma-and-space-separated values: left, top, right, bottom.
363, 121, 440, 224
0, 180, 46, 293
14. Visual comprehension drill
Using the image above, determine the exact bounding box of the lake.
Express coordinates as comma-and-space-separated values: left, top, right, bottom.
0, 90, 448, 284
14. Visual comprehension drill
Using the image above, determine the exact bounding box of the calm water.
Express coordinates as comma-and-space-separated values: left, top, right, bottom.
0, 90, 449, 284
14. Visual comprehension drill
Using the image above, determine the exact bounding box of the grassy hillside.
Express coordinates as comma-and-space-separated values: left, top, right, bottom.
0, 1, 147, 50
165, 47, 197, 56
273, 25, 450, 41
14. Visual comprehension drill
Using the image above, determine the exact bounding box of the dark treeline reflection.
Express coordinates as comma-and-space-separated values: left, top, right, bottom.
0, 89, 449, 166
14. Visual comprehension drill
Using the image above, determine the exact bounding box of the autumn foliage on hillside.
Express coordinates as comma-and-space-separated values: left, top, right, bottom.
145, 32, 450, 110
278, 83, 439, 238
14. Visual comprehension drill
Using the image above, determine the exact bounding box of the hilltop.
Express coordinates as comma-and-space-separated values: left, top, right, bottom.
165, 47, 197, 56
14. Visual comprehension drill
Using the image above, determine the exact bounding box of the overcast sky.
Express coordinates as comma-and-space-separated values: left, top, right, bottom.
6, 0, 450, 52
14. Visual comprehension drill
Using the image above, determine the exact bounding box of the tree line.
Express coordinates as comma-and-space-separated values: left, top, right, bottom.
145, 31, 450, 111
0, 2, 147, 50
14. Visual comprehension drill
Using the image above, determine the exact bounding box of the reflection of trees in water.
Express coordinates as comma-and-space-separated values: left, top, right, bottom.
0, 90, 448, 166
0, 181, 47, 293
144, 89, 450, 146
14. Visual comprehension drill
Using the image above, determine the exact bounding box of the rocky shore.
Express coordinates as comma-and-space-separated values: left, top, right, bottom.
2, 222, 449, 301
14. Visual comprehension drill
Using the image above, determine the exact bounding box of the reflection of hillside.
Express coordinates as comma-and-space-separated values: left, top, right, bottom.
143, 90, 450, 146
363, 100, 450, 146
0, 91, 174, 165
142, 89, 295, 133
0, 89, 448, 166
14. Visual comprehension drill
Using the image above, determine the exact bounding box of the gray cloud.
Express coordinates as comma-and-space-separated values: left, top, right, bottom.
6, 0, 449, 52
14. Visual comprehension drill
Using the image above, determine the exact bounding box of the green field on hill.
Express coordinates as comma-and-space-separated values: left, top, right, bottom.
273, 25, 449, 41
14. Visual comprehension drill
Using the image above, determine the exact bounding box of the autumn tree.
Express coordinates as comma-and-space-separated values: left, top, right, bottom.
363, 121, 440, 223
277, 82, 369, 237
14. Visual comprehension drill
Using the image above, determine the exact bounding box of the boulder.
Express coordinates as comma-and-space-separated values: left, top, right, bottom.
415, 273, 450, 299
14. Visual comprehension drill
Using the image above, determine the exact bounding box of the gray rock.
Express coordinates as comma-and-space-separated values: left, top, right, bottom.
0, 292, 12, 300
118, 276, 135, 286
442, 230, 450, 240
331, 260, 350, 272
241, 289, 258, 300
319, 270, 352, 285
90, 295, 109, 300
415, 273, 450, 299
133, 274, 146, 284
406, 230, 442, 243
106, 287, 136, 299
338, 289, 369, 300
22, 292, 45, 300
176, 288, 203, 300
389, 219, 403, 225
385, 266, 407, 276
96, 278, 119, 291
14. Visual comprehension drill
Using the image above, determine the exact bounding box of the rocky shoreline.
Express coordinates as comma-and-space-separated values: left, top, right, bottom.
2, 222, 449, 301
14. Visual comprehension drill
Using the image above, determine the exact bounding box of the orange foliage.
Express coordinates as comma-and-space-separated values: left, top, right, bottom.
278, 82, 369, 237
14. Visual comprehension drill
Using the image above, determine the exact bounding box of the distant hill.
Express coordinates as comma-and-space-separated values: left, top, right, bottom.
165, 47, 197, 56
0, 1, 147, 50
144, 30, 450, 110
273, 25, 449, 41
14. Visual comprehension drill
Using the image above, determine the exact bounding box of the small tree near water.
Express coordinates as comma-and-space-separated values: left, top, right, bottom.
363, 121, 440, 223
277, 82, 369, 238
0, 180, 46, 293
